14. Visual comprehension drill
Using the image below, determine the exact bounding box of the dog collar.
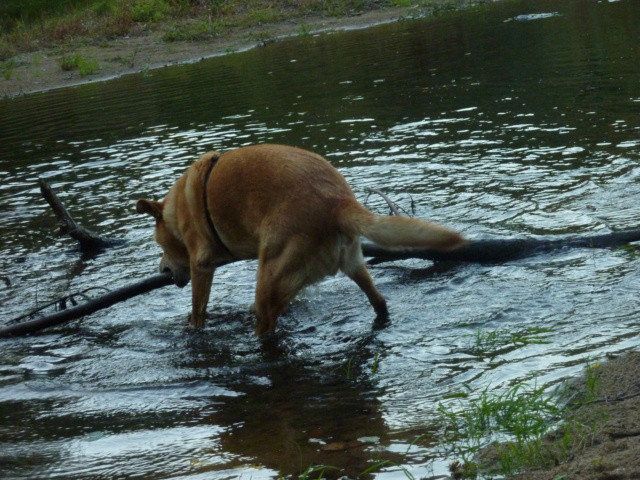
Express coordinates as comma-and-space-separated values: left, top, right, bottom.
203, 154, 236, 261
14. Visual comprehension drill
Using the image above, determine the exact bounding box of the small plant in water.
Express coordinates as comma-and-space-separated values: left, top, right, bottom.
614, 243, 640, 259
371, 347, 381, 375
436, 358, 610, 479
294, 460, 416, 480
464, 326, 554, 357
297, 464, 338, 479
584, 360, 600, 402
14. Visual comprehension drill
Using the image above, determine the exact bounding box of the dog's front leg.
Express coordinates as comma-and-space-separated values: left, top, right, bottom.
189, 266, 215, 328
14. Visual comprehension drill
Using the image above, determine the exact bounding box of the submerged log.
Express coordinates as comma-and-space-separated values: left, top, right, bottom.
0, 272, 173, 338
363, 229, 640, 265
39, 178, 123, 251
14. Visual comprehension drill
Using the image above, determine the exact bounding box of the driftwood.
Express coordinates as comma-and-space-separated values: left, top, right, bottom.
39, 178, 123, 251
363, 188, 640, 264
0, 273, 173, 338
363, 230, 640, 265
1, 181, 639, 337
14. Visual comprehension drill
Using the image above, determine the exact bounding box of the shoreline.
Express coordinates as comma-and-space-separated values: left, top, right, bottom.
1, 6, 420, 98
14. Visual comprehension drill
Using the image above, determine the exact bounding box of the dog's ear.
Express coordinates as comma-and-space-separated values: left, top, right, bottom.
136, 199, 163, 219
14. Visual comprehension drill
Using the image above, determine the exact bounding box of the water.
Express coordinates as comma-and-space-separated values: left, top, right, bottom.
1, 0, 640, 478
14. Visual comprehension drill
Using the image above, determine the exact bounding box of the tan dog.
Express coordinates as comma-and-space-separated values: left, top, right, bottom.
136, 144, 465, 335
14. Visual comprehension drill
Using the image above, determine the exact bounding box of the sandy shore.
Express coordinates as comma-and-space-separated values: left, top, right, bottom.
1, 6, 417, 98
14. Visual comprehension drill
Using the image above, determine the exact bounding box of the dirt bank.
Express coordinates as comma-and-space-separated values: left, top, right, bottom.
511, 350, 640, 480
1, 6, 420, 98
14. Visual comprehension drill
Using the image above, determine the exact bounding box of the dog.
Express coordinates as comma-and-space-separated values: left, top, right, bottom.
136, 144, 465, 335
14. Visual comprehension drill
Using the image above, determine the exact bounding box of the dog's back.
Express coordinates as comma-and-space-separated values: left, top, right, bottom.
206, 144, 356, 259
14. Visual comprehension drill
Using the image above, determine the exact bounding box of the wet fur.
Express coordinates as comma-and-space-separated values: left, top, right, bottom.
137, 144, 465, 335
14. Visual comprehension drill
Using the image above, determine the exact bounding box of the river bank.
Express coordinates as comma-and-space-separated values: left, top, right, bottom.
511, 350, 640, 480
0, 2, 463, 98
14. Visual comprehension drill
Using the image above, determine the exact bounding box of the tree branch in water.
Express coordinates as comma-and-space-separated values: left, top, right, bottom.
364, 230, 640, 265
0, 273, 173, 338
39, 178, 123, 251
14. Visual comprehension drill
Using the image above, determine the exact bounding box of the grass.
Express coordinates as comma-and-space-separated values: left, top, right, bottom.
436, 361, 608, 479
60, 52, 99, 76
0, 0, 485, 62
462, 326, 554, 358
297, 464, 340, 479
294, 460, 417, 480
163, 18, 225, 42
0, 0, 379, 60
336, 346, 383, 381
2, 58, 18, 80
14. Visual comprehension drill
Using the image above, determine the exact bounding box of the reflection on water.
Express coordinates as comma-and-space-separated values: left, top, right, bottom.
1, 0, 640, 478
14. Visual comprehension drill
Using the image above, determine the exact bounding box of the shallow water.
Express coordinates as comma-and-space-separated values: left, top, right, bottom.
1, 0, 640, 478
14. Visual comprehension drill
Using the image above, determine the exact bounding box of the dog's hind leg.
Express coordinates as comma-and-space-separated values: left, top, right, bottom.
345, 265, 388, 319
340, 240, 388, 320
253, 240, 311, 336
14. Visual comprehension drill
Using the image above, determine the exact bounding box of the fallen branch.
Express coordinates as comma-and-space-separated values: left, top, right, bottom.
363, 229, 640, 265
3, 180, 634, 338
39, 178, 123, 251
6, 229, 639, 337
7, 286, 110, 325
0, 272, 173, 338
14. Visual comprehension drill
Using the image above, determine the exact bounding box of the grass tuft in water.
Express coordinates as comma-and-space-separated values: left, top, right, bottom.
294, 459, 417, 480
297, 464, 339, 479
437, 381, 565, 477
463, 326, 554, 357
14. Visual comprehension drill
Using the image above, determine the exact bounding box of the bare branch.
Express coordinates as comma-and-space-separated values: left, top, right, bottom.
39, 178, 123, 251
366, 187, 402, 216
0, 273, 173, 337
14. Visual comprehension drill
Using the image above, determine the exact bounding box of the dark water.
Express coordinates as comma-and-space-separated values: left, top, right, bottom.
1, 0, 640, 478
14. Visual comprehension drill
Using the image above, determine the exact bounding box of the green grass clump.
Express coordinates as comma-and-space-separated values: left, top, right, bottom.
163, 18, 225, 42
463, 326, 554, 358
131, 0, 171, 23
60, 53, 99, 76
2, 58, 18, 80
437, 360, 608, 479
438, 381, 564, 478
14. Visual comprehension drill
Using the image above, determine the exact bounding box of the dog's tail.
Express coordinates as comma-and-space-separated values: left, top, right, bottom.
337, 198, 465, 251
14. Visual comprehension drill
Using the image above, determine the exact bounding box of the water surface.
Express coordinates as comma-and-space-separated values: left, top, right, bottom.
1, 0, 640, 478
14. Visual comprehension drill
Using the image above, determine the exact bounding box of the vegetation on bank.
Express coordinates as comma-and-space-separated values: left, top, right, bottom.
320, 327, 613, 480
0, 0, 472, 62
434, 358, 605, 479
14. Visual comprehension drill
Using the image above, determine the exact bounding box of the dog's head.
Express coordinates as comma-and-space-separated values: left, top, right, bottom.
136, 199, 191, 288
